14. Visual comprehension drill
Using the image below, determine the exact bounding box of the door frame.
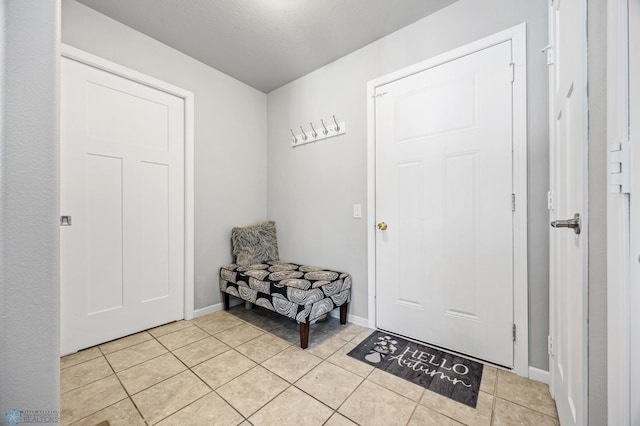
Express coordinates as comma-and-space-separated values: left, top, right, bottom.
366, 23, 529, 377
607, 0, 638, 424
60, 44, 196, 321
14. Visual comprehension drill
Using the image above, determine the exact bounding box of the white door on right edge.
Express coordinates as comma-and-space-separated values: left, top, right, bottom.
548, 0, 588, 424
375, 41, 515, 367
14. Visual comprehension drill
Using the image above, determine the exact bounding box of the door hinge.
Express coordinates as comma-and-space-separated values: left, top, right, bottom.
509, 63, 515, 82
511, 194, 516, 212
609, 142, 630, 194
547, 191, 554, 211
512, 323, 516, 342
548, 335, 553, 356
541, 44, 554, 65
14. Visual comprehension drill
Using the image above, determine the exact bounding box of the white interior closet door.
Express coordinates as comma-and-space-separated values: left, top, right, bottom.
60, 56, 185, 354
548, 0, 588, 424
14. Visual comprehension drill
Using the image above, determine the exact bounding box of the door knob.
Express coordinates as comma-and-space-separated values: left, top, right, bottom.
550, 213, 581, 235
377, 222, 388, 231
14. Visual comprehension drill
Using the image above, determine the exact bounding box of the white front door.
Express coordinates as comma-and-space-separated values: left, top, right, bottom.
548, 0, 588, 424
374, 41, 515, 367
60, 57, 185, 354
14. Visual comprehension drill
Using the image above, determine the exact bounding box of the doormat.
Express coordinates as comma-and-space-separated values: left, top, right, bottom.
347, 330, 484, 408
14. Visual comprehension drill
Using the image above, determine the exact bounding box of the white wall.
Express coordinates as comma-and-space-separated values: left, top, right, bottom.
62, 0, 268, 310
267, 0, 551, 370
0, 0, 61, 416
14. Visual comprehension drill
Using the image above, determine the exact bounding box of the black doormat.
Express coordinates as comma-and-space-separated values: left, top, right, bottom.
347, 330, 484, 408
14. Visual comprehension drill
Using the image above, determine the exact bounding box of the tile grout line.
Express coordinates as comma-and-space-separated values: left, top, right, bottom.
494, 370, 559, 420
315, 334, 382, 422
488, 369, 497, 425
493, 396, 560, 421
120, 321, 249, 425
215, 373, 293, 422
128, 320, 262, 424
98, 345, 150, 426
135, 329, 214, 425
60, 358, 113, 397
287, 382, 343, 424
205, 311, 353, 423
65, 348, 146, 426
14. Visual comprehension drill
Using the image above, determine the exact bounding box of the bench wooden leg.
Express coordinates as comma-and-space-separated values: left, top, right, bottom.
299, 321, 310, 349
340, 303, 348, 324
222, 292, 230, 311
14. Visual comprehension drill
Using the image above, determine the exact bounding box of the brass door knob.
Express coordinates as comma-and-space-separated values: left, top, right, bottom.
377, 222, 388, 231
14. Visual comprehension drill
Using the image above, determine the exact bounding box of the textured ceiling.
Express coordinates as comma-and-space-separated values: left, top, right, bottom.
76, 0, 457, 93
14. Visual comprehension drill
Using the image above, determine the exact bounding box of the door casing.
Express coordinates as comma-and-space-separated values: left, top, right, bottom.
60, 44, 195, 326
366, 23, 529, 377
607, 0, 639, 424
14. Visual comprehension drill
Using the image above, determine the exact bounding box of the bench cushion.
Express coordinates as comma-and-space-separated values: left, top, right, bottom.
220, 261, 351, 323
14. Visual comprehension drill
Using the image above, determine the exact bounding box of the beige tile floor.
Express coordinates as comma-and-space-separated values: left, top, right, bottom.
60, 306, 559, 426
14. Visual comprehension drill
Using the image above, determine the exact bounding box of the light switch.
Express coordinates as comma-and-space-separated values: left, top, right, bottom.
353, 204, 362, 219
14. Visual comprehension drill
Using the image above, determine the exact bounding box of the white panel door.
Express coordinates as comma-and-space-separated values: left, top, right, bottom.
548, 0, 588, 424
61, 57, 185, 354
375, 41, 514, 367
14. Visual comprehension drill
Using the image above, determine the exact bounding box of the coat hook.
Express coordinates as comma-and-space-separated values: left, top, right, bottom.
290, 128, 298, 143
333, 115, 340, 132
310, 122, 318, 138
300, 125, 308, 141
320, 119, 329, 135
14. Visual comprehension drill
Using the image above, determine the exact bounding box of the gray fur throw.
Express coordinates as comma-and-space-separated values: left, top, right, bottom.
231, 221, 279, 265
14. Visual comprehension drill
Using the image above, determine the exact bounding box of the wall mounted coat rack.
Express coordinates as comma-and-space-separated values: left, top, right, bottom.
290, 115, 346, 147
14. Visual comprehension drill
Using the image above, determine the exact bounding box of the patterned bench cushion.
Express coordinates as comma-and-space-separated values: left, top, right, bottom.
219, 261, 351, 323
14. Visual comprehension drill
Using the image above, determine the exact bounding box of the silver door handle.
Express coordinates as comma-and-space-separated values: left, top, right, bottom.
550, 213, 581, 234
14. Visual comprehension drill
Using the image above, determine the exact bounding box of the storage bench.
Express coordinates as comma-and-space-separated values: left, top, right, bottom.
219, 261, 351, 348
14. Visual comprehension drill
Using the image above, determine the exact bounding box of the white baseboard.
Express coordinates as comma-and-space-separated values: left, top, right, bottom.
192, 298, 242, 318
329, 310, 369, 327
193, 303, 222, 318
528, 366, 550, 384
196, 301, 369, 327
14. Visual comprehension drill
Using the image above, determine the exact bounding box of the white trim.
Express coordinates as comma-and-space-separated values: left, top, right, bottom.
328, 310, 370, 328
629, 0, 640, 418
366, 23, 529, 377
198, 302, 369, 328
528, 366, 550, 385
60, 44, 196, 321
607, 1, 632, 425
193, 304, 223, 318
192, 299, 241, 318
